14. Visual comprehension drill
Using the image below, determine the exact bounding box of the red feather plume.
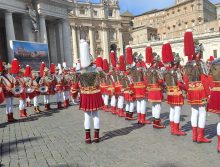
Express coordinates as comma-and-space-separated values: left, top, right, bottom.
162, 42, 174, 63
110, 51, 117, 67
126, 46, 133, 65
184, 30, 195, 57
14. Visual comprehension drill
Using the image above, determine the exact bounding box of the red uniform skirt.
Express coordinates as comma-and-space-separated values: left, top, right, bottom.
106, 85, 115, 96
3, 89, 13, 98
55, 84, 63, 92
64, 85, 71, 91
187, 82, 207, 105
71, 83, 79, 98
208, 82, 220, 114
114, 83, 122, 97
0, 86, 5, 104
147, 84, 163, 102
80, 87, 104, 111
166, 86, 184, 105
26, 92, 37, 99
100, 83, 108, 95
124, 89, 134, 102
133, 82, 146, 100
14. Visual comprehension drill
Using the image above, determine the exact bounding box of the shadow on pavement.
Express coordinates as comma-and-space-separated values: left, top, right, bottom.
181, 121, 217, 139
181, 121, 192, 132
0, 107, 64, 129
100, 123, 145, 142
205, 123, 217, 138
20, 108, 63, 122
0, 137, 40, 157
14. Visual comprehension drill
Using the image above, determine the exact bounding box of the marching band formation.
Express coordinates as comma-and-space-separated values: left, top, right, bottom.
0, 30, 220, 153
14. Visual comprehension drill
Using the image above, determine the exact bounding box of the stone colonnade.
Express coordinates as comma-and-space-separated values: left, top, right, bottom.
70, 24, 124, 61
4, 10, 73, 66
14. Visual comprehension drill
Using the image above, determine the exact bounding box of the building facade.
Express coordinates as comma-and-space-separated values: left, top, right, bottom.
0, 0, 73, 66
130, 0, 220, 62
69, 0, 132, 61
216, 3, 220, 19
132, 0, 218, 44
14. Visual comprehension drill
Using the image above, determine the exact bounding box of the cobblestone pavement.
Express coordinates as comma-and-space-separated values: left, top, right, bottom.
0, 97, 220, 167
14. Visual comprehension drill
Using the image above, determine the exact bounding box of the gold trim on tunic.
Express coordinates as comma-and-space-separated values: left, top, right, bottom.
167, 86, 182, 95
80, 86, 100, 94
188, 82, 204, 91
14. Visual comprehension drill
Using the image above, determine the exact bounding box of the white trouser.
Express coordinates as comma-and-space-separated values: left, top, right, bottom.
71, 96, 76, 102
19, 99, 25, 110
5, 97, 13, 114
217, 115, 220, 136
117, 96, 124, 109
56, 92, 63, 103
110, 95, 116, 107
217, 122, 220, 136
63, 91, 70, 101
33, 96, 38, 107
44, 95, 50, 104
191, 105, 206, 128
26, 97, 31, 103
125, 103, 129, 111
169, 105, 181, 123
102, 95, 105, 101
152, 102, 161, 119
84, 111, 100, 130
137, 99, 146, 114
129, 102, 134, 113
104, 95, 109, 106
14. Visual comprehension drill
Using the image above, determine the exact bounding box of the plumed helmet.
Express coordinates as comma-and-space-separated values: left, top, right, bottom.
126, 45, 133, 65
40, 62, 45, 77
50, 63, 56, 74
119, 55, 126, 71
103, 58, 109, 72
80, 39, 91, 68
10, 58, 20, 74
184, 29, 195, 58
110, 50, 117, 67
145, 45, 154, 64
24, 65, 32, 77
96, 56, 103, 69
162, 42, 174, 64
0, 60, 3, 73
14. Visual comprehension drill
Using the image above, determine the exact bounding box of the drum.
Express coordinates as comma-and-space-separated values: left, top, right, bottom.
11, 86, 24, 96
39, 86, 48, 93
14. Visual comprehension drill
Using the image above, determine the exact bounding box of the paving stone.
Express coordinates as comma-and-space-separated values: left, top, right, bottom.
0, 98, 220, 167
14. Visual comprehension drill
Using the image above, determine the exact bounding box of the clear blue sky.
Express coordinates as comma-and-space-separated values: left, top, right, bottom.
90, 0, 220, 15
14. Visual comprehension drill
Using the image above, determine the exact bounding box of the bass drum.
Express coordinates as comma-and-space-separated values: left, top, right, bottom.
39, 86, 48, 94
0, 86, 5, 104
11, 86, 24, 96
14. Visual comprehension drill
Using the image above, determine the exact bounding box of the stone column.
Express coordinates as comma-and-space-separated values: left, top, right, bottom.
102, 27, 109, 60
5, 11, 15, 62
39, 15, 47, 43
89, 26, 95, 57
48, 23, 58, 64
117, 28, 124, 56
55, 21, 64, 63
62, 19, 73, 67
77, 26, 81, 42
22, 14, 34, 41
71, 26, 79, 61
